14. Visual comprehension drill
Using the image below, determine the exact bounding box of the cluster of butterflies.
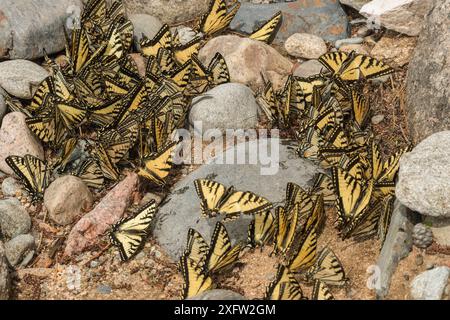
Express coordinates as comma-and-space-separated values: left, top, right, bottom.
258, 50, 411, 243
4, 0, 284, 204
180, 178, 346, 300
2, 0, 284, 264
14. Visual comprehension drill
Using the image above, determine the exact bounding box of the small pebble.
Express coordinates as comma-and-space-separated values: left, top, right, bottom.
90, 260, 99, 268
335, 37, 364, 49
371, 114, 385, 125
403, 273, 410, 281
96, 284, 112, 294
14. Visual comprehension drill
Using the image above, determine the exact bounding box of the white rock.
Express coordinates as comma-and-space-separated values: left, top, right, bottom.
0, 60, 49, 99
129, 14, 163, 51
410, 266, 450, 300
396, 131, 450, 217
285, 33, 328, 59
360, 0, 434, 36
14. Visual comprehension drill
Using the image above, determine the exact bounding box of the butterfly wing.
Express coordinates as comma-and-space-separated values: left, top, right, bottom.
249, 11, 282, 44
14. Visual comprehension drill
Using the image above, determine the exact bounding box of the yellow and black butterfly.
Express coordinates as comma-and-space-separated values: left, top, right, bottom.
377, 194, 395, 244
183, 228, 210, 269
73, 158, 105, 189
205, 222, 242, 274
307, 247, 347, 286
273, 204, 299, 256
137, 141, 178, 186
190, 53, 230, 93
351, 89, 370, 129
197, 0, 241, 38
319, 51, 394, 81
248, 11, 282, 44
194, 179, 273, 222
140, 24, 172, 57
180, 253, 214, 299
286, 221, 317, 272
312, 280, 334, 300
109, 200, 156, 261
247, 210, 275, 248
173, 37, 202, 65
331, 166, 373, 226
265, 265, 305, 300
5, 155, 50, 202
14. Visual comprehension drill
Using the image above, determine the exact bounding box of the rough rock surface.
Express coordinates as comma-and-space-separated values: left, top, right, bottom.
123, 0, 209, 25
284, 33, 328, 59
4, 234, 35, 267
230, 0, 350, 43
405, 1, 450, 143
396, 131, 450, 218
189, 83, 259, 133
410, 266, 450, 300
0, 60, 49, 99
370, 35, 417, 67
154, 138, 319, 260
376, 201, 415, 299
0, 0, 82, 59
293, 60, 324, 78
0, 198, 31, 240
1, 177, 23, 197
339, 0, 370, 11
0, 112, 44, 175
44, 175, 93, 226
360, 0, 434, 36
423, 217, 450, 247
199, 35, 293, 90
64, 173, 139, 257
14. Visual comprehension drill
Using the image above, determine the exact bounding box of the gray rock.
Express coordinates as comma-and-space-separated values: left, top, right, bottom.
339, 0, 370, 11
0, 60, 49, 99
189, 83, 259, 133
335, 37, 364, 49
1, 177, 23, 197
410, 266, 450, 300
123, 0, 210, 25
0, 0, 82, 59
293, 60, 325, 78
360, 0, 433, 36
96, 284, 112, 294
396, 131, 450, 218
284, 33, 327, 59
188, 289, 245, 300
4, 234, 35, 267
230, 0, 350, 43
129, 14, 163, 51
423, 217, 450, 247
0, 241, 11, 300
44, 175, 93, 226
376, 201, 415, 299
0, 198, 31, 240
175, 26, 198, 45
412, 223, 433, 249
154, 138, 318, 260
405, 1, 450, 143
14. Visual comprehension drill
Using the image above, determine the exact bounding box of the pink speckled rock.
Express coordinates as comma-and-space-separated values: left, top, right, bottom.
0, 112, 44, 175
63, 173, 139, 257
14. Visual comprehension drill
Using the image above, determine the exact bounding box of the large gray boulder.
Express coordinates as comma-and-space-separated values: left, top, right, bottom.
0, 0, 82, 59
396, 131, 450, 218
405, 0, 450, 143
0, 241, 11, 300
154, 138, 319, 260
